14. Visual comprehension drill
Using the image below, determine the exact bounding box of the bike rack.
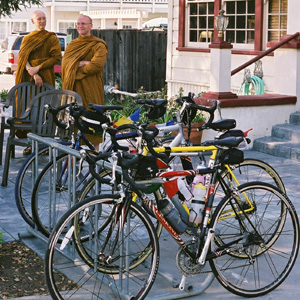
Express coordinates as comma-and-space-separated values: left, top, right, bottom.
27, 133, 215, 299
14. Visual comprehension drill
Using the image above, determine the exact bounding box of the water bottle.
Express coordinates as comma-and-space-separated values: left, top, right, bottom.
189, 181, 206, 224
158, 198, 188, 234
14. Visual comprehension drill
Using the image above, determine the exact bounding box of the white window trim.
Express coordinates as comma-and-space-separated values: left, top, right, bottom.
185, 0, 214, 47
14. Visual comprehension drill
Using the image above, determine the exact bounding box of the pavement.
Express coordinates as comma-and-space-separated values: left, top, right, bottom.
1, 73, 300, 299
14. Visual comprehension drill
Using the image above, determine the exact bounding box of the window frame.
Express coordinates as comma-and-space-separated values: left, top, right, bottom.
224, 0, 256, 47
186, 0, 215, 48
178, 0, 265, 53
266, 0, 288, 42
57, 20, 77, 34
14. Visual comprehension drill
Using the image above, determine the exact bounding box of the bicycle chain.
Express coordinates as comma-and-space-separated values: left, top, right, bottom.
176, 240, 208, 276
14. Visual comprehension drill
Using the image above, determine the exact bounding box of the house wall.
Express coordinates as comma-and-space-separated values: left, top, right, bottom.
167, 0, 300, 143
0, 0, 168, 35
167, 0, 278, 97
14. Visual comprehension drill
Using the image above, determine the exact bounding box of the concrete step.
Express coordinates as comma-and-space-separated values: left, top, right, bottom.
289, 111, 300, 125
271, 123, 300, 142
253, 136, 300, 162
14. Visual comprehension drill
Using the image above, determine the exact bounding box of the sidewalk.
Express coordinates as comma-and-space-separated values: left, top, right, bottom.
1, 145, 300, 300
1, 74, 300, 300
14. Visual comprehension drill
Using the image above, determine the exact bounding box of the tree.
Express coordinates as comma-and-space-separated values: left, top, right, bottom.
0, 0, 42, 17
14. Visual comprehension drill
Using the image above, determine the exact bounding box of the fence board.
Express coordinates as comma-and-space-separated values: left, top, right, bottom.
67, 29, 167, 93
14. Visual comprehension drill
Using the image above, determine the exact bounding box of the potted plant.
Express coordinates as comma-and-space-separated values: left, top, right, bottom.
166, 91, 207, 143
184, 109, 207, 144
1, 89, 8, 103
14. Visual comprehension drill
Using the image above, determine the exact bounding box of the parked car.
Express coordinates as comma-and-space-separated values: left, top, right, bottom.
0, 32, 67, 74
142, 17, 168, 30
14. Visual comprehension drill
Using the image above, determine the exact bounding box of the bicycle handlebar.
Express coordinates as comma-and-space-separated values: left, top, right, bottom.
81, 150, 148, 192
113, 123, 166, 159
46, 103, 72, 129
189, 100, 218, 127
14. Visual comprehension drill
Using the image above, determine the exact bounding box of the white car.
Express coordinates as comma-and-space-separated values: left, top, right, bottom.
0, 32, 67, 74
142, 17, 168, 30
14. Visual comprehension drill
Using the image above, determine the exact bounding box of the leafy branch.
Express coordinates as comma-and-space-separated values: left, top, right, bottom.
0, 0, 42, 17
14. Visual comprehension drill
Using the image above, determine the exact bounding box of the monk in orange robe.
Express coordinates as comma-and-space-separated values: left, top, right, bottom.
16, 10, 61, 87
14, 10, 61, 154
62, 15, 108, 149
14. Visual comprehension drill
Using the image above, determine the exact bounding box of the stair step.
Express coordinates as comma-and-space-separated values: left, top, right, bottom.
271, 123, 300, 142
290, 111, 300, 125
253, 136, 300, 161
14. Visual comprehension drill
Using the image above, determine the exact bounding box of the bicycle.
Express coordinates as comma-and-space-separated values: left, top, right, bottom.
44, 133, 299, 299
16, 98, 168, 228
31, 97, 285, 238
74, 124, 289, 270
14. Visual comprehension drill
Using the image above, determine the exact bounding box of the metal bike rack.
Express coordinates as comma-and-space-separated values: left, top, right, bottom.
27, 133, 214, 299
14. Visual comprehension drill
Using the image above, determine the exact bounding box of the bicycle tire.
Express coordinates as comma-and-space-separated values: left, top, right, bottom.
213, 158, 286, 210
31, 152, 100, 238
76, 176, 164, 273
209, 181, 299, 297
45, 194, 159, 300
15, 146, 51, 227
222, 158, 285, 192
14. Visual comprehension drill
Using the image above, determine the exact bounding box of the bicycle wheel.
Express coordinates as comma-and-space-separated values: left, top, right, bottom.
213, 158, 286, 208
77, 176, 163, 273
45, 195, 159, 300
31, 153, 111, 238
209, 182, 299, 297
222, 158, 285, 192
15, 146, 51, 227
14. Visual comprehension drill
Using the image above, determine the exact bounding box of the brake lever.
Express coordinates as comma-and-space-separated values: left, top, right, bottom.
43, 104, 49, 125
64, 106, 70, 130
110, 152, 118, 184
77, 149, 86, 177
216, 100, 222, 119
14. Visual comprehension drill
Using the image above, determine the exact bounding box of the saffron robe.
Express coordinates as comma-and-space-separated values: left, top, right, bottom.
62, 35, 108, 145
16, 30, 61, 86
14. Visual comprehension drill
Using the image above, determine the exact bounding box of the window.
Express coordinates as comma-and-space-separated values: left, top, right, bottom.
267, 0, 287, 42
11, 22, 27, 32
0, 22, 5, 40
58, 22, 76, 34
182, 0, 285, 51
225, 0, 255, 44
187, 0, 215, 45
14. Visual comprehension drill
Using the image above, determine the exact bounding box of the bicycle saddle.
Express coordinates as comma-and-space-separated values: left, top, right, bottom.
204, 119, 236, 131
136, 99, 167, 107
201, 136, 244, 148
88, 103, 123, 113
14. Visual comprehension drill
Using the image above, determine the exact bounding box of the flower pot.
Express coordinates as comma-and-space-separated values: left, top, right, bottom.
172, 122, 204, 144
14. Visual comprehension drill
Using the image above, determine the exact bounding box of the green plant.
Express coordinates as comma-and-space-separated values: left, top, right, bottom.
0, 232, 4, 243
160, 88, 207, 124
0, 88, 9, 102
105, 85, 167, 123
55, 75, 62, 89
106, 95, 140, 123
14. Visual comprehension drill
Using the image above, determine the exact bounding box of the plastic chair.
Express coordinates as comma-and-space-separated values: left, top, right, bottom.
0, 82, 55, 165
1, 89, 83, 186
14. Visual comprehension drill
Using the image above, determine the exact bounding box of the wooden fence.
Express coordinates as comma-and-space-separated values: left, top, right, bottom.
67, 29, 167, 93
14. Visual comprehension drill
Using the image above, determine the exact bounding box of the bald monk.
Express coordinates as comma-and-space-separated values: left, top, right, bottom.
62, 15, 108, 150
15, 10, 61, 154
16, 10, 61, 87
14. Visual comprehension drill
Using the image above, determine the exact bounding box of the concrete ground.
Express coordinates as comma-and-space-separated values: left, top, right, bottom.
0, 73, 300, 299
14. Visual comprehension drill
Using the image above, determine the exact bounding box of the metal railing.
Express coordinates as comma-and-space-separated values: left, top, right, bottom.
27, 132, 214, 300
231, 32, 300, 76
